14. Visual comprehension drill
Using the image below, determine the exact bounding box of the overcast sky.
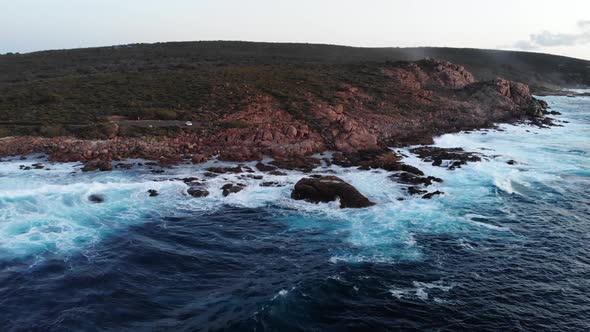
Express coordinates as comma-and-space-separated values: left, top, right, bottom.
2, 0, 590, 60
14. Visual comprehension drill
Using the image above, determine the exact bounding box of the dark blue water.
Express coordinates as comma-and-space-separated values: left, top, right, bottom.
1, 95, 589, 331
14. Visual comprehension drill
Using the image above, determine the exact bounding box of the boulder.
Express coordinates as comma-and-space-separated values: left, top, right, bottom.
82, 160, 113, 172
291, 176, 375, 208
191, 153, 208, 164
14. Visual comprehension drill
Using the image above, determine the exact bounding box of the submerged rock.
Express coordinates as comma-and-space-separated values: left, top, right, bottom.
187, 186, 209, 198
268, 170, 288, 176
88, 194, 105, 203
181, 177, 201, 184
391, 172, 443, 186
116, 163, 134, 169
408, 186, 427, 195
147, 189, 159, 197
422, 191, 445, 199
260, 181, 284, 187
221, 183, 246, 197
409, 147, 481, 169
291, 176, 375, 208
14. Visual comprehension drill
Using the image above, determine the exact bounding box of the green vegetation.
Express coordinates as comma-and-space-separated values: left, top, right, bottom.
37, 92, 64, 105
0, 127, 10, 138
39, 125, 65, 137
220, 119, 250, 129
0, 41, 588, 138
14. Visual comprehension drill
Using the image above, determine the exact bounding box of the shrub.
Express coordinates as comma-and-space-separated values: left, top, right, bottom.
154, 109, 178, 120
220, 119, 249, 129
0, 127, 11, 138
39, 125, 65, 137
140, 108, 178, 120
37, 92, 64, 105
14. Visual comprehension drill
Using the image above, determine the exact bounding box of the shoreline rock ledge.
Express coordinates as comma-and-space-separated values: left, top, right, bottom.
291, 176, 375, 208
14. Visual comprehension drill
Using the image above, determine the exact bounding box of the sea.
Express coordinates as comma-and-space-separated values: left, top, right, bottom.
0, 94, 589, 331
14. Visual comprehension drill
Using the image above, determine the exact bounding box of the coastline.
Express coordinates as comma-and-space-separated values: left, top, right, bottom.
0, 59, 551, 174
1, 94, 589, 331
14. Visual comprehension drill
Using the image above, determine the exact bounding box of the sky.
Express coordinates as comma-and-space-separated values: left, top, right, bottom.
2, 0, 590, 60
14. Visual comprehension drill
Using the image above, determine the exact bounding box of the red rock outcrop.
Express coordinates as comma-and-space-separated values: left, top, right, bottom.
204, 95, 325, 161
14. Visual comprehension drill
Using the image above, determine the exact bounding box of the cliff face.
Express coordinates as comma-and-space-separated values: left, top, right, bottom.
0, 59, 548, 163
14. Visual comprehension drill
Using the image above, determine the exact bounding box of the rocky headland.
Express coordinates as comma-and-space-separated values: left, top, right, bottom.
0, 59, 549, 165
0, 57, 558, 207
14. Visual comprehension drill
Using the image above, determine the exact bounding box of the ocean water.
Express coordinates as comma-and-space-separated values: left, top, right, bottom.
0, 95, 589, 331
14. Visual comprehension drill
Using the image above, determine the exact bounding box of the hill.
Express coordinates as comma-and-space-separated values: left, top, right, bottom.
2, 41, 589, 86
0, 41, 583, 140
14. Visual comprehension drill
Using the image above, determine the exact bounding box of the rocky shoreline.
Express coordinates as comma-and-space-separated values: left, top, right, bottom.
0, 59, 550, 165
8, 139, 525, 208
0, 59, 557, 206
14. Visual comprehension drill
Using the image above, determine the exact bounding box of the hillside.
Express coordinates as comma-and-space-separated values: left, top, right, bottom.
2, 41, 589, 86
0, 41, 583, 140
0, 55, 549, 163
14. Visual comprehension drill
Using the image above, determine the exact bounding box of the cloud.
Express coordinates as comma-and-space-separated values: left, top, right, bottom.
512, 40, 538, 50
511, 20, 590, 50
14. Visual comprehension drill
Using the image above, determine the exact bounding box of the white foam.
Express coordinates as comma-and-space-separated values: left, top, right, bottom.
0, 96, 588, 262
389, 280, 454, 301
